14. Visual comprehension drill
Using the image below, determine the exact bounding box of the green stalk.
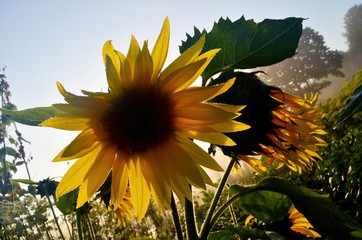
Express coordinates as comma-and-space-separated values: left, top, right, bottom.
63, 214, 73, 239
170, 194, 184, 240
199, 158, 235, 240
44, 189, 65, 240
229, 204, 238, 226
85, 212, 96, 240
76, 209, 83, 240
185, 195, 198, 240
208, 193, 243, 230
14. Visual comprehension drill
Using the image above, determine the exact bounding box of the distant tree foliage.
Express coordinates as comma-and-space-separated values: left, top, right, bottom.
260, 27, 344, 97
343, 4, 362, 76
344, 4, 362, 53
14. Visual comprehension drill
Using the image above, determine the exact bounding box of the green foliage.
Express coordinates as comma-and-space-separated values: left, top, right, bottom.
0, 106, 63, 126
12, 178, 37, 185
245, 177, 362, 239
56, 189, 78, 215
229, 187, 292, 222
335, 84, 362, 127
180, 16, 303, 82
0, 71, 32, 201
315, 70, 362, 224
225, 225, 272, 240
208, 230, 237, 240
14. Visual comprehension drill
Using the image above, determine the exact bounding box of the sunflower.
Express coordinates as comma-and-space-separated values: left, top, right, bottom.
258, 90, 327, 172
288, 205, 321, 238
40, 18, 249, 219
244, 205, 321, 238
207, 71, 326, 173
112, 187, 134, 227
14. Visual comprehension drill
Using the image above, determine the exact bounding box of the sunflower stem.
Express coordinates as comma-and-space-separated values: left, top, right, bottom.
76, 209, 83, 240
199, 158, 235, 240
171, 194, 184, 240
208, 193, 243, 231
184, 187, 198, 240
45, 192, 65, 240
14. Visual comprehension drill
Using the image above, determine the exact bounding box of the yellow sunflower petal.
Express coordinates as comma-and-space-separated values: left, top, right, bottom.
62, 128, 98, 158
166, 140, 206, 189
180, 130, 236, 146
105, 55, 122, 95
159, 35, 205, 83
40, 115, 89, 131
172, 78, 236, 104
177, 136, 223, 171
103, 41, 123, 94
115, 50, 133, 89
160, 58, 207, 93
151, 17, 170, 80
175, 102, 239, 122
164, 49, 220, 93
65, 96, 106, 110
139, 151, 171, 210
52, 103, 94, 118
84, 143, 116, 199
133, 41, 153, 86
128, 158, 150, 220
209, 120, 250, 133
56, 145, 101, 198
56, 82, 77, 98
127, 35, 141, 79
110, 155, 129, 207
77, 180, 89, 208
208, 102, 246, 113
52, 140, 100, 162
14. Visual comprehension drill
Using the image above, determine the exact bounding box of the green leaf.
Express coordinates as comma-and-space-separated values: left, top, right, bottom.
56, 189, 78, 215
0, 106, 63, 126
253, 177, 362, 239
230, 186, 292, 222
0, 147, 18, 158
12, 178, 37, 185
180, 16, 303, 81
225, 225, 272, 240
335, 84, 362, 127
208, 230, 237, 240
15, 161, 25, 166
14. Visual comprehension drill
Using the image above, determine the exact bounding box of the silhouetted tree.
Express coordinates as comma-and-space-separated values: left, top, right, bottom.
343, 4, 362, 76
259, 27, 344, 97
344, 4, 362, 53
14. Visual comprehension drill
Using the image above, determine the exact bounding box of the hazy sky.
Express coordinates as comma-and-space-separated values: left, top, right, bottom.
1, 0, 361, 182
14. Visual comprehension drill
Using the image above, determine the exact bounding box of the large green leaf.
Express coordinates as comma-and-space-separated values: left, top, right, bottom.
56, 189, 78, 215
12, 178, 37, 185
335, 84, 362, 127
0, 106, 63, 126
229, 186, 292, 222
180, 16, 303, 81
248, 177, 362, 239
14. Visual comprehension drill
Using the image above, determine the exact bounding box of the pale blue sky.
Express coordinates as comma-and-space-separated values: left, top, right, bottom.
1, 0, 361, 181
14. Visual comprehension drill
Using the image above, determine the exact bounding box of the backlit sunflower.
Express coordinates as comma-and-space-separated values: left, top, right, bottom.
112, 187, 134, 227
40, 18, 249, 219
208, 71, 326, 173
289, 205, 321, 238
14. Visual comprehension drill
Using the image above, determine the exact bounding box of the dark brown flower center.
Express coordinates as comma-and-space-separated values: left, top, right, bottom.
99, 88, 174, 154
